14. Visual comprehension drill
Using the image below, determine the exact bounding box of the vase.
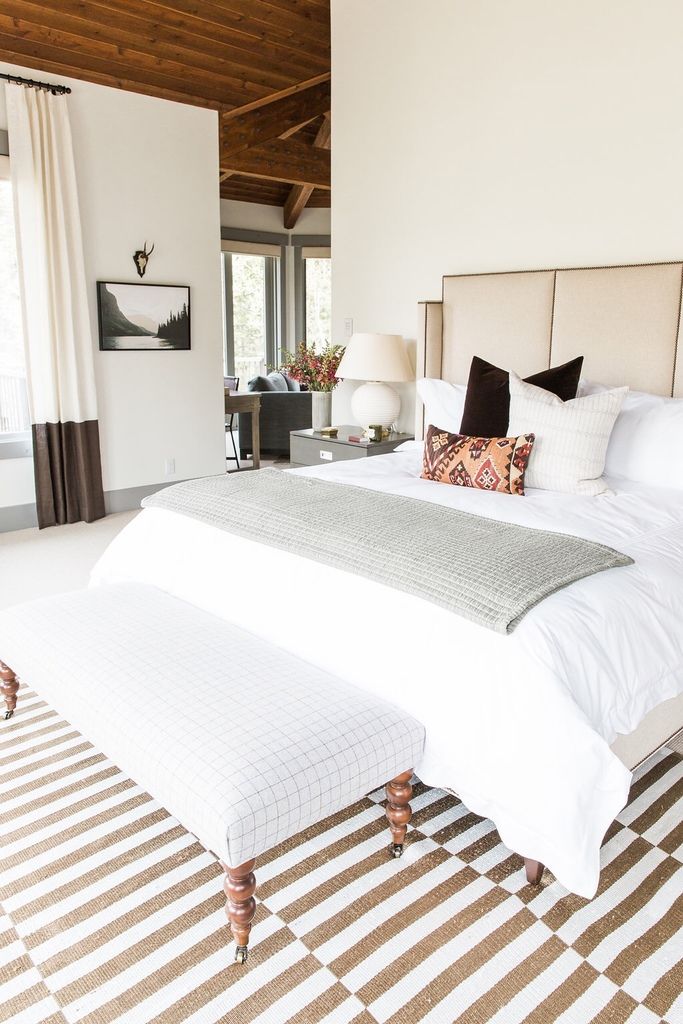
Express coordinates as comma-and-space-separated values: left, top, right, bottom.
311, 391, 332, 431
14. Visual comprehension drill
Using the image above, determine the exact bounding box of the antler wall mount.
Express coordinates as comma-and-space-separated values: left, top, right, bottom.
133, 241, 155, 278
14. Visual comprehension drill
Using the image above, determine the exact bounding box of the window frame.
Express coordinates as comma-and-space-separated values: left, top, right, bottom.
220, 228, 287, 380
0, 151, 32, 460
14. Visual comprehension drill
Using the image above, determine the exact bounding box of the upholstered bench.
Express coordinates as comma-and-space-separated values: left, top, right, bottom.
0, 583, 425, 963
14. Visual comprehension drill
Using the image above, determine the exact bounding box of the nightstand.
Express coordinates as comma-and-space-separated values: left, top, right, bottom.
290, 426, 414, 467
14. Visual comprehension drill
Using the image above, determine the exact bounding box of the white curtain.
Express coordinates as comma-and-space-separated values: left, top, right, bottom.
5, 84, 104, 527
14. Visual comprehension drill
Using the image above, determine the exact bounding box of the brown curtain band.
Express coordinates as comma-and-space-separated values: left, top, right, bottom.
32, 420, 106, 529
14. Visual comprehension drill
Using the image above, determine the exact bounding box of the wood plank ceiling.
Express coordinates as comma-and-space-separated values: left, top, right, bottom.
0, 0, 331, 225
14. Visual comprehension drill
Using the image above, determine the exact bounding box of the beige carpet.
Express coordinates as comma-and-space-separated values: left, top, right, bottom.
0, 512, 138, 610
1, 685, 681, 1024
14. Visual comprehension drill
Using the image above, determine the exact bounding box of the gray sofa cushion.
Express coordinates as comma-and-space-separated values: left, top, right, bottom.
248, 371, 295, 393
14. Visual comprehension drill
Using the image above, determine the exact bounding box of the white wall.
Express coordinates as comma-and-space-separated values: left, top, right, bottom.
0, 62, 225, 509
331, 0, 683, 431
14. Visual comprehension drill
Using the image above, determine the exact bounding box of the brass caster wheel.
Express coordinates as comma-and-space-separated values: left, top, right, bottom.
234, 945, 248, 965
4, 710, 13, 721
391, 843, 403, 859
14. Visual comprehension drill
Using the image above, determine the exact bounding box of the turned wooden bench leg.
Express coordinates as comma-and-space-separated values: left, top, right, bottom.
0, 661, 19, 720
385, 769, 413, 858
222, 859, 256, 964
524, 858, 545, 885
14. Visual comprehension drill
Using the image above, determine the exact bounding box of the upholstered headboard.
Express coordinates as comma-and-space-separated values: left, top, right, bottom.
416, 261, 683, 437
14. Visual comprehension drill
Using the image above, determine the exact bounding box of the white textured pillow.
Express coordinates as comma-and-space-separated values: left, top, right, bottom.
580, 382, 683, 488
508, 373, 627, 495
416, 378, 466, 434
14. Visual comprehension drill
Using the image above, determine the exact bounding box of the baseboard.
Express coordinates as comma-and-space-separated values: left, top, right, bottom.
0, 479, 185, 534
104, 480, 185, 515
0, 503, 38, 533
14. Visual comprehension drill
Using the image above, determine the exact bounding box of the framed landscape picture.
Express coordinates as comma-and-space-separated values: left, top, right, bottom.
97, 282, 191, 351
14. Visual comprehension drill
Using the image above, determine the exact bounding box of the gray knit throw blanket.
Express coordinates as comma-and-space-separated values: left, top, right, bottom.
143, 469, 633, 634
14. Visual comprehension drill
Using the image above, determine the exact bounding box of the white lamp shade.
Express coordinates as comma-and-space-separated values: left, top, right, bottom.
336, 333, 412, 382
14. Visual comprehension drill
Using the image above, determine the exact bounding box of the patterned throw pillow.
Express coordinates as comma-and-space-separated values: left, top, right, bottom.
421, 425, 536, 496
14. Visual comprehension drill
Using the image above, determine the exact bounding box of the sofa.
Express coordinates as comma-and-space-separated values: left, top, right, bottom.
239, 371, 312, 460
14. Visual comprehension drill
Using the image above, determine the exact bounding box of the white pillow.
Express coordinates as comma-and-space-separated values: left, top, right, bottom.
416, 378, 466, 434
579, 382, 683, 487
508, 373, 627, 495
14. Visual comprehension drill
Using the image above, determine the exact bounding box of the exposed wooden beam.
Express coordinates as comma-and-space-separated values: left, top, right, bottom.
279, 116, 319, 140
222, 72, 329, 120
221, 137, 330, 189
314, 112, 331, 150
283, 114, 330, 228
222, 79, 330, 155
283, 184, 313, 229
221, 176, 331, 208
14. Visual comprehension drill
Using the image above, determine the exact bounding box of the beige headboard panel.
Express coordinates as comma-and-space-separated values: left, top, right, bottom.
441, 272, 556, 384
417, 261, 683, 438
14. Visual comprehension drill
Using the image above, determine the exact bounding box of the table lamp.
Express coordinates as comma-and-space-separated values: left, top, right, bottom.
335, 333, 412, 429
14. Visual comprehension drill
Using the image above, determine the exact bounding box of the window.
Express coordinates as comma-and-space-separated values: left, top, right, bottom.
0, 155, 29, 440
294, 243, 332, 352
221, 241, 280, 385
304, 251, 332, 351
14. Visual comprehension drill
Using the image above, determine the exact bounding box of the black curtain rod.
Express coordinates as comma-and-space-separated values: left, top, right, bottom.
0, 72, 71, 96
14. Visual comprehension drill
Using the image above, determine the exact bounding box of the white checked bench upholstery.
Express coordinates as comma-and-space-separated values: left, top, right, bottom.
0, 582, 424, 962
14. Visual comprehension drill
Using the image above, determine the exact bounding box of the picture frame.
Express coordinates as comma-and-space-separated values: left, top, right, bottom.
97, 281, 191, 351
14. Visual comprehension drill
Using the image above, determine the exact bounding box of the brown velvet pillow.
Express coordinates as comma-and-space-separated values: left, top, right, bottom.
459, 355, 584, 437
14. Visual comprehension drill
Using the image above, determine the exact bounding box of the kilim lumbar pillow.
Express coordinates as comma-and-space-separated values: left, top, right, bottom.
421, 424, 536, 496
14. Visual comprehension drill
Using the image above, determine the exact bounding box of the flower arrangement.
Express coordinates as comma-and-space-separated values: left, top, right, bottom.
280, 341, 345, 393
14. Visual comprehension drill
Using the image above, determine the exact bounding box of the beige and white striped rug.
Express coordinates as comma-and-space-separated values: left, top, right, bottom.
1, 686, 682, 1024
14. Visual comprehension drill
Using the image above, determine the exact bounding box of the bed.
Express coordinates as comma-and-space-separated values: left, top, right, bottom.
90, 260, 683, 899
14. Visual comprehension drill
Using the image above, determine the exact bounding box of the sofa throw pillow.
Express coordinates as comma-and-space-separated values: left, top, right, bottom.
248, 375, 274, 392
421, 424, 535, 496
460, 355, 584, 437
248, 372, 289, 393
282, 373, 301, 392
267, 371, 288, 392
508, 373, 627, 495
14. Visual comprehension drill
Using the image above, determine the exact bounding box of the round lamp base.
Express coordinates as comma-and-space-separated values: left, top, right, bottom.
350, 381, 401, 430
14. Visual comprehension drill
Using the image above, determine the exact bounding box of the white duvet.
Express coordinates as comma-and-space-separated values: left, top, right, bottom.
91, 449, 683, 897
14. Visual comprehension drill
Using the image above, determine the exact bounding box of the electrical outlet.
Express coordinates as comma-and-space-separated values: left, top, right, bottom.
165, 458, 175, 475
344, 317, 353, 339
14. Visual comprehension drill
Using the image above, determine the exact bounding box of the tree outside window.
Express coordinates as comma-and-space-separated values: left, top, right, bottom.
304, 256, 331, 352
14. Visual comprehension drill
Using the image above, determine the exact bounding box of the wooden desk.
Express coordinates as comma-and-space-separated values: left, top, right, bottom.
225, 391, 261, 470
